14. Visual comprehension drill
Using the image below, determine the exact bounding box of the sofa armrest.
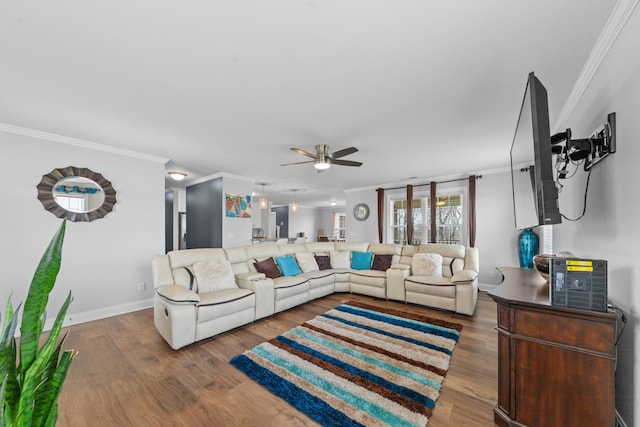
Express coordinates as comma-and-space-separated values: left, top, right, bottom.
237, 278, 275, 319
452, 269, 478, 283
235, 272, 266, 281
386, 267, 410, 302
156, 285, 200, 304
152, 254, 175, 287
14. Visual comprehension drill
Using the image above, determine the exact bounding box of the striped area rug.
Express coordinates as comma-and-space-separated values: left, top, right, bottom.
230, 301, 463, 427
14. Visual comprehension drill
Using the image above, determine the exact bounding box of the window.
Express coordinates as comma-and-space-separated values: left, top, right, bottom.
333, 212, 346, 240
388, 188, 465, 245
54, 195, 86, 213
433, 193, 463, 244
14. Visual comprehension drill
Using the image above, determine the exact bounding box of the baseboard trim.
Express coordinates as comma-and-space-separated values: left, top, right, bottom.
43, 298, 154, 333
479, 283, 498, 292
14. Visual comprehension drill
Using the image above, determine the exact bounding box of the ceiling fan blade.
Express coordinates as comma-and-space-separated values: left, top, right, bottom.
329, 147, 358, 159
332, 159, 362, 167
291, 148, 318, 159
280, 160, 315, 166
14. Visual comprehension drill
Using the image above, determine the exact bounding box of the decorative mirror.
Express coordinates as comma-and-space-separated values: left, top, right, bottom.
37, 166, 117, 222
353, 203, 370, 221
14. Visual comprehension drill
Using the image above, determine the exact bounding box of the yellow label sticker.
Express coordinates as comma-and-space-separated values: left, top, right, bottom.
566, 260, 593, 267
567, 266, 593, 272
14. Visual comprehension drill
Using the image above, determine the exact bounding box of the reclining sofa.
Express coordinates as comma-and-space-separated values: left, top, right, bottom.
152, 241, 479, 349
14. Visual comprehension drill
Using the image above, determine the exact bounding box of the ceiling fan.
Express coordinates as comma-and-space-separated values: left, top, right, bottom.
281, 144, 362, 172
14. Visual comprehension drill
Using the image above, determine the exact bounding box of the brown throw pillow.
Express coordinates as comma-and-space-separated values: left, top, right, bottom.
253, 257, 282, 279
314, 255, 331, 270
371, 254, 393, 271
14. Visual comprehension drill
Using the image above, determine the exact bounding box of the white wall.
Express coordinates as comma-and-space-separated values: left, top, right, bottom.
0, 131, 165, 327
473, 172, 520, 286
551, 7, 640, 423
345, 188, 378, 242
288, 205, 315, 241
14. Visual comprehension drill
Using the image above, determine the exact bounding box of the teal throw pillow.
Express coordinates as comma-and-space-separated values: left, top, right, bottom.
275, 255, 303, 277
351, 251, 374, 270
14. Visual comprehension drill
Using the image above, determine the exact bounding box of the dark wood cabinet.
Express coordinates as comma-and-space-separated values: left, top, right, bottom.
488, 267, 617, 427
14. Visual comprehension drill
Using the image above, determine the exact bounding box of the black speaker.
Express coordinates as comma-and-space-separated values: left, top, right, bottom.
549, 258, 608, 312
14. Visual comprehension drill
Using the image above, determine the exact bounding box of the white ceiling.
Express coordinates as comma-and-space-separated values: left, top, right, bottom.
0, 1, 619, 206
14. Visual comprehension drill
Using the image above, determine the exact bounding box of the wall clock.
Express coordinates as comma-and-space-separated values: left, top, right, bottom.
353, 203, 370, 221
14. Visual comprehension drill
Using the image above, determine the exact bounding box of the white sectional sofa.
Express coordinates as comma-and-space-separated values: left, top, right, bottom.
152, 241, 479, 350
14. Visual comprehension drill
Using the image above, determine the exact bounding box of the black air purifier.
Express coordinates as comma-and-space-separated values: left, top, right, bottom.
549, 258, 608, 312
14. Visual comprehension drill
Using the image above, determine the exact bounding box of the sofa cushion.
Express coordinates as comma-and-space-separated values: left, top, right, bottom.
197, 288, 254, 306
351, 251, 374, 270
329, 250, 351, 269
371, 254, 393, 271
253, 257, 282, 279
405, 277, 456, 295
412, 253, 443, 277
156, 285, 200, 303
315, 255, 331, 270
275, 255, 303, 277
193, 259, 237, 292
295, 252, 319, 273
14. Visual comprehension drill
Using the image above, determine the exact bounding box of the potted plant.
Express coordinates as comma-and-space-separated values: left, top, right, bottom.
1, 221, 76, 426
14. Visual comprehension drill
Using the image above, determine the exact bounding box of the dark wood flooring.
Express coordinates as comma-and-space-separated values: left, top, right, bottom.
57, 292, 498, 426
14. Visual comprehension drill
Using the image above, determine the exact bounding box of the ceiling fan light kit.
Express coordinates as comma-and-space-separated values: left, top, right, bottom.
314, 160, 331, 170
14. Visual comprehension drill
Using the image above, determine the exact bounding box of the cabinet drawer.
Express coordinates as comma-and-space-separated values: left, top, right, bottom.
514, 308, 615, 355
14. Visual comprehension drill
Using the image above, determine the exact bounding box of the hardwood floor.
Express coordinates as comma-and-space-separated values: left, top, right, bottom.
57, 293, 498, 426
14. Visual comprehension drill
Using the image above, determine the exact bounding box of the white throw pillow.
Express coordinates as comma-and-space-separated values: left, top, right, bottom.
192, 259, 237, 292
296, 252, 319, 273
329, 250, 351, 269
412, 253, 443, 277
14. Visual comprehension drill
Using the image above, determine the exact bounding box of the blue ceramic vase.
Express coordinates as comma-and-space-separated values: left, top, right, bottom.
518, 228, 539, 269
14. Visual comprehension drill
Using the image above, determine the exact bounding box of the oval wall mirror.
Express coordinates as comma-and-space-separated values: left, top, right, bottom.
37, 166, 117, 222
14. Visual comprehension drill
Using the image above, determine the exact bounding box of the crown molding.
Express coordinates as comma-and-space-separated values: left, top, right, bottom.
0, 122, 169, 164
187, 171, 255, 187
554, 0, 639, 131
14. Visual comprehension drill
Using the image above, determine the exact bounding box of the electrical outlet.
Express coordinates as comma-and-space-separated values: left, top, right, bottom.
137, 282, 146, 292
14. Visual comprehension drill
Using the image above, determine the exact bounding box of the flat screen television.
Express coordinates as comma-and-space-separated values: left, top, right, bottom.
510, 72, 561, 229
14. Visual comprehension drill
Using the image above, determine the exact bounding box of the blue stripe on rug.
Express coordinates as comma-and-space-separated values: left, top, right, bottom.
231, 302, 463, 427
251, 344, 421, 427
321, 313, 454, 356
276, 334, 437, 409
290, 327, 442, 390
335, 304, 460, 341
230, 354, 365, 427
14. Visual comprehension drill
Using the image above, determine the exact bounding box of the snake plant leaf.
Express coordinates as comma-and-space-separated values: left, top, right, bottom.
31, 330, 77, 427
1, 221, 74, 427
20, 220, 66, 375
31, 337, 63, 426
35, 348, 75, 427
15, 290, 72, 427
0, 302, 20, 423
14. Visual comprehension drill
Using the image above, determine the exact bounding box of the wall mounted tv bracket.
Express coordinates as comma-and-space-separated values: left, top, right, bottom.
551, 112, 616, 178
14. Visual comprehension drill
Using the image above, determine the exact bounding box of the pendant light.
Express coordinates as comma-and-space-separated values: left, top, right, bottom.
259, 183, 268, 209
290, 189, 298, 213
